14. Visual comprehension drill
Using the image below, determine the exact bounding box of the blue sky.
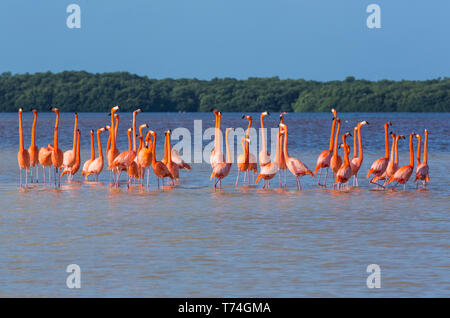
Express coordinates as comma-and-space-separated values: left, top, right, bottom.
0, 0, 448, 81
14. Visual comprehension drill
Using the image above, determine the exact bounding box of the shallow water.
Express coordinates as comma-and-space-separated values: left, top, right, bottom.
0, 112, 449, 297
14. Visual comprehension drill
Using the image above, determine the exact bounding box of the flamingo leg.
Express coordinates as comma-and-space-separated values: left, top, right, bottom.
317, 168, 322, 186
284, 170, 287, 188
323, 168, 329, 188
235, 170, 240, 186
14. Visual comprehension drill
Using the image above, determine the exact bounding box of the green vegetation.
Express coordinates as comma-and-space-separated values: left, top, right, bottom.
0, 72, 448, 112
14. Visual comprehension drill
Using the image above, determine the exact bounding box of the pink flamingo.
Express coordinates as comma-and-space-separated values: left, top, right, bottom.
17, 108, 30, 187
279, 123, 313, 190
385, 132, 415, 190
334, 132, 352, 190
367, 121, 392, 187
350, 120, 368, 186
210, 128, 233, 189
86, 128, 106, 181
313, 109, 337, 187
414, 130, 430, 187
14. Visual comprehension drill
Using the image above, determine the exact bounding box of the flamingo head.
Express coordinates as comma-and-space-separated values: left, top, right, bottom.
360, 120, 369, 126
111, 106, 119, 113
331, 108, 337, 118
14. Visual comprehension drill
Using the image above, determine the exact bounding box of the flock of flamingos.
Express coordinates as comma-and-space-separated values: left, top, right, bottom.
16, 106, 430, 191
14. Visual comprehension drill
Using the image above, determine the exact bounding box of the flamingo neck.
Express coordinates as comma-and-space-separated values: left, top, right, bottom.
90, 132, 95, 161
167, 133, 173, 164
151, 134, 157, 165
106, 131, 111, 153
114, 116, 119, 147
333, 121, 340, 158
409, 134, 414, 167
283, 127, 289, 160
225, 130, 231, 163
54, 112, 59, 151
127, 130, 132, 151
245, 119, 251, 152
353, 128, 357, 158
329, 118, 336, 152
394, 136, 399, 165
384, 124, 389, 158
132, 113, 137, 151
261, 115, 267, 153
163, 134, 168, 163
72, 115, 78, 152
390, 134, 396, 163
19, 111, 24, 151
416, 135, 421, 166
424, 131, 428, 164
97, 130, 103, 158
31, 112, 37, 147
343, 135, 349, 165
110, 112, 116, 152
76, 131, 81, 162
357, 124, 363, 161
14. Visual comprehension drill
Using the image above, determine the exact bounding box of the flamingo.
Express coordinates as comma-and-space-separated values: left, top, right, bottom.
236, 135, 249, 186
38, 144, 53, 184
259, 111, 271, 167
62, 113, 78, 170
28, 109, 39, 183
107, 106, 120, 184
128, 123, 148, 184
150, 130, 173, 189
246, 115, 258, 183
82, 129, 95, 179
105, 114, 119, 157
128, 129, 141, 185
314, 108, 337, 187
414, 130, 430, 187
61, 129, 81, 179
386, 132, 415, 190
255, 130, 282, 189
136, 124, 150, 185
112, 109, 141, 187
86, 128, 106, 181
171, 150, 191, 170
350, 120, 369, 186
372, 133, 404, 185
334, 132, 352, 190
211, 128, 233, 189
330, 118, 343, 176
367, 121, 392, 187
50, 107, 64, 188
210, 109, 224, 168
17, 108, 30, 187
279, 123, 313, 190
278, 113, 287, 187
237, 115, 256, 185
165, 129, 180, 184
137, 130, 153, 189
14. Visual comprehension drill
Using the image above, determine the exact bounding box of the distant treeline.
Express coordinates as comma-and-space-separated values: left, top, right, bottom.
0, 71, 449, 112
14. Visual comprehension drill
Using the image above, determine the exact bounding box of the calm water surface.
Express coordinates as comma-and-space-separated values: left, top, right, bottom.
0, 112, 449, 297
